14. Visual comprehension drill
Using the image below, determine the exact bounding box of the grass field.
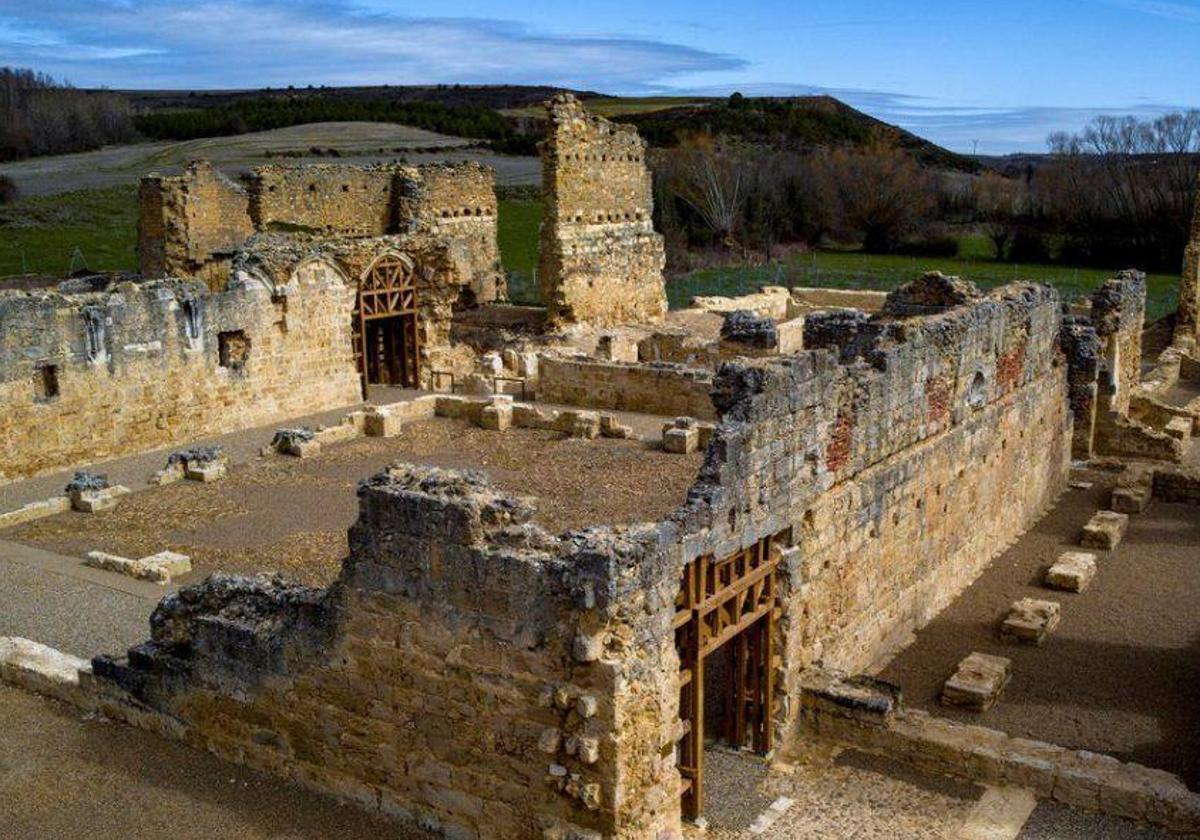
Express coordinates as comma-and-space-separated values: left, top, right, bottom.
669, 250, 1180, 322
0, 186, 138, 277
0, 122, 539, 197
0, 187, 1180, 323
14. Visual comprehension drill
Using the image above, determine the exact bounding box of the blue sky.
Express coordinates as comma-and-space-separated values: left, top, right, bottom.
2, 0, 1199, 153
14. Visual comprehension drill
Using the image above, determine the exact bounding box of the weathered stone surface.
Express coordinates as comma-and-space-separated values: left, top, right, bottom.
85, 549, 192, 583
1044, 551, 1097, 593
0, 495, 70, 528
941, 653, 1012, 711
538, 94, 666, 327
1111, 485, 1149, 514
0, 636, 90, 705
1001, 598, 1061, 645
1081, 510, 1129, 550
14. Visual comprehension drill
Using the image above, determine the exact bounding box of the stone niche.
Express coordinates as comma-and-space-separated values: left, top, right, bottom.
538, 94, 667, 327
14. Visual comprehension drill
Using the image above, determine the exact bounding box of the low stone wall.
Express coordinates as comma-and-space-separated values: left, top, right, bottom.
537, 356, 715, 419
1151, 467, 1200, 504
798, 672, 1200, 834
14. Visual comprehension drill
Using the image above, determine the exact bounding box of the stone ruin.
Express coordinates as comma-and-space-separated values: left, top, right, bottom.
1, 97, 1200, 839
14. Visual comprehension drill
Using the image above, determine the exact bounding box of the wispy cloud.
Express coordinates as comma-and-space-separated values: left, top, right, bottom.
0, 0, 745, 89
1099, 0, 1200, 23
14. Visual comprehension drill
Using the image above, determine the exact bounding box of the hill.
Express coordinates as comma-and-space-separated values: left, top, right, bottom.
105, 84, 972, 171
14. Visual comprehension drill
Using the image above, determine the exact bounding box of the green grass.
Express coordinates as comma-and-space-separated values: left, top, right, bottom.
0, 186, 138, 277
498, 198, 542, 304
670, 248, 1181, 323
1, 188, 1180, 323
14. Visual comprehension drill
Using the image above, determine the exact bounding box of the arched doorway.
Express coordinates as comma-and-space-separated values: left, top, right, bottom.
355, 253, 420, 397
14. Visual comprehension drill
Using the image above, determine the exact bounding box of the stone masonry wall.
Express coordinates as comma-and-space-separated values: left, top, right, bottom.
670, 277, 1071, 744
1176, 173, 1200, 347
76, 274, 1072, 839
538, 95, 667, 327
249, 164, 398, 236
91, 466, 683, 840
140, 161, 502, 304
404, 163, 504, 304
538, 356, 716, 419
0, 265, 360, 481
138, 161, 255, 290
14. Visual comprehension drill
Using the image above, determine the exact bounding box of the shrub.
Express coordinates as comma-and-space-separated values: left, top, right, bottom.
0, 175, 17, 204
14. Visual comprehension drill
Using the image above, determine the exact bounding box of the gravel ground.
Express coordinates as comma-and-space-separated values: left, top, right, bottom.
696, 748, 980, 839
1017, 801, 1174, 839
879, 469, 1200, 787
4, 418, 703, 587
0, 684, 429, 840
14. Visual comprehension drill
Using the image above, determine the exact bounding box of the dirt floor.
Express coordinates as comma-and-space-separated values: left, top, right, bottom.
879, 469, 1200, 788
2, 418, 702, 587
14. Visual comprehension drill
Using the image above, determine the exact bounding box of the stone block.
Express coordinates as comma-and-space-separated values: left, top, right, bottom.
1164, 415, 1192, 441
1081, 510, 1129, 550
1044, 551, 1097, 592
941, 652, 1011, 711
0, 636, 90, 706
292, 440, 322, 459
480, 404, 513, 431
1001, 598, 1061, 644
149, 464, 185, 486
663, 427, 698, 454
1111, 486, 1149, 514
186, 461, 227, 482
513, 404, 559, 430
85, 549, 191, 583
560, 411, 600, 439
598, 414, 632, 439
364, 408, 402, 437
0, 496, 70, 529
70, 486, 129, 513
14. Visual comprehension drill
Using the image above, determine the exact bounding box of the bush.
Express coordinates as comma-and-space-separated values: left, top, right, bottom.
891, 232, 959, 257
0, 175, 17, 204
1008, 229, 1051, 264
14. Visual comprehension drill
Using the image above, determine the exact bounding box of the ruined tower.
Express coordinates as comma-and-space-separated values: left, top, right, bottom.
537, 94, 667, 327
1176, 173, 1200, 348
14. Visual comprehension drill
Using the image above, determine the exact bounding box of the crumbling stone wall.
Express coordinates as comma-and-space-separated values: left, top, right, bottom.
139, 162, 503, 304
79, 276, 1074, 838
402, 163, 503, 303
538, 95, 667, 327
1089, 270, 1145, 415
138, 161, 254, 290
538, 356, 716, 419
91, 466, 682, 840
1176, 173, 1200, 347
684, 278, 1071, 688
248, 164, 398, 236
0, 266, 360, 481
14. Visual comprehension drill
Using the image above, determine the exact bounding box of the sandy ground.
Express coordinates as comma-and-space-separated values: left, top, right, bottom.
4, 418, 703, 587
0, 684, 428, 840
0, 122, 540, 196
879, 470, 1200, 788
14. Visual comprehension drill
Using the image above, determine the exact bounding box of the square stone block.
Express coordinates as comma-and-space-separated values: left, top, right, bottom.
1111, 486, 1149, 514
1001, 598, 1061, 644
941, 652, 1012, 711
1081, 510, 1129, 550
1045, 551, 1097, 593
291, 440, 322, 459
185, 462, 227, 482
480, 404, 513, 431
663, 427, 699, 454
70, 486, 128, 513
1164, 415, 1192, 441
140, 551, 192, 581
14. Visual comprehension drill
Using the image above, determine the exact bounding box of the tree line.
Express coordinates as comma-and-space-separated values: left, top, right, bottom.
133, 95, 539, 154
652, 110, 1200, 275
0, 68, 137, 162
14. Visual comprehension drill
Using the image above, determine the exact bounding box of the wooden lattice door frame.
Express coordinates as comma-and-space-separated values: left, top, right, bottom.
355, 253, 420, 398
674, 530, 787, 821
